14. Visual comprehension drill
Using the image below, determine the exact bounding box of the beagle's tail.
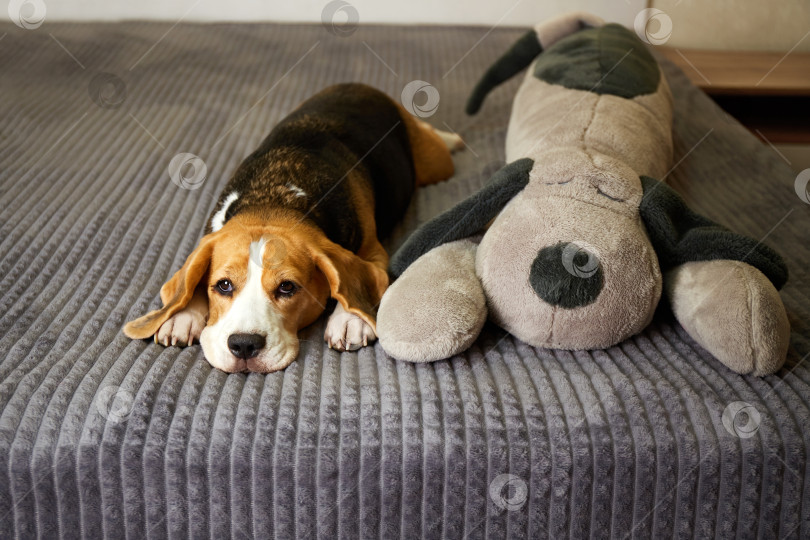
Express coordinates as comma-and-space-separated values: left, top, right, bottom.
465, 12, 604, 115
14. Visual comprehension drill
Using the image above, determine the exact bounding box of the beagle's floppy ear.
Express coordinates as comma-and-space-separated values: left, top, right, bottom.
639, 176, 788, 288
123, 234, 216, 339
310, 239, 389, 331
390, 157, 534, 277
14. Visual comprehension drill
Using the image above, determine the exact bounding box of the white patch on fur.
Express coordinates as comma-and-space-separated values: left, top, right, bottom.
285, 183, 307, 199
210, 191, 239, 232
436, 129, 465, 152
324, 302, 376, 351
200, 238, 298, 372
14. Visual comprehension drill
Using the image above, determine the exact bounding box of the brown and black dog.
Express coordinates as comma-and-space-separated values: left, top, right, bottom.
124, 83, 461, 372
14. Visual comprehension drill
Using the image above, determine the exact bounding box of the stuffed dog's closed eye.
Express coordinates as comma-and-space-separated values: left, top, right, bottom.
377, 14, 790, 376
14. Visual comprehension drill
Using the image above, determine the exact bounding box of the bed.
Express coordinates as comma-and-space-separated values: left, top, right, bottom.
1, 20, 809, 538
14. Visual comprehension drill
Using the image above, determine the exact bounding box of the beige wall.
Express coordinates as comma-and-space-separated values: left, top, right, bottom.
4, 0, 808, 53
651, 0, 810, 52
2, 0, 645, 27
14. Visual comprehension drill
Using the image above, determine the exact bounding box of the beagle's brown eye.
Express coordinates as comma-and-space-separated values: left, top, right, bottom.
277, 281, 297, 297
215, 279, 233, 295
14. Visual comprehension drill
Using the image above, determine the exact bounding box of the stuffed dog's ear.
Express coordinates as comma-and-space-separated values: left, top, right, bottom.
123, 234, 216, 339
390, 158, 534, 277
310, 239, 389, 331
639, 176, 788, 288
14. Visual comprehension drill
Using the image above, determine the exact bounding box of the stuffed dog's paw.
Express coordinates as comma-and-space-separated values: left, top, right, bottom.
664, 260, 790, 376
378, 240, 486, 362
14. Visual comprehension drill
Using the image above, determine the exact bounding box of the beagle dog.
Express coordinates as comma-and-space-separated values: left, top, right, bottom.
124, 83, 461, 372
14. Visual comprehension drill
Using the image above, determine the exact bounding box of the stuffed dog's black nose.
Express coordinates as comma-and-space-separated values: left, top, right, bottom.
530, 242, 604, 308
228, 333, 266, 359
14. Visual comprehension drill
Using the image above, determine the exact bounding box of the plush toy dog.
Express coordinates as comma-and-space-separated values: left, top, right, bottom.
376, 13, 790, 376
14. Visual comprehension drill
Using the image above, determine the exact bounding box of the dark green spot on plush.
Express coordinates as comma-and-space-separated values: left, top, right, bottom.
390, 158, 534, 277
466, 30, 542, 115
639, 176, 788, 289
530, 242, 604, 308
533, 24, 660, 98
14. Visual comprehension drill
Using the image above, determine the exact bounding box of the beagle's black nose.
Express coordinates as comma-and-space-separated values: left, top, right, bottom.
228, 333, 266, 359
530, 242, 603, 308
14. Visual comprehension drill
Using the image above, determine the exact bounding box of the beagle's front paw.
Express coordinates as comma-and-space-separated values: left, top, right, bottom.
325, 302, 376, 351
155, 309, 207, 347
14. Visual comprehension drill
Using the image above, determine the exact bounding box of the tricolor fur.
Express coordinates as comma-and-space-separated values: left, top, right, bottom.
125, 83, 461, 372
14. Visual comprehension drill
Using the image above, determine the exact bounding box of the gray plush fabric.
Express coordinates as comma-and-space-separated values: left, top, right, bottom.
1, 21, 809, 539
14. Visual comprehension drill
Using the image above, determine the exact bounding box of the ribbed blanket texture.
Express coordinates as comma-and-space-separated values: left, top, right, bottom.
1, 21, 809, 539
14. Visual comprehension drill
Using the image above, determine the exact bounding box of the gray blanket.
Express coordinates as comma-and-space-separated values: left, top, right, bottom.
1, 21, 809, 539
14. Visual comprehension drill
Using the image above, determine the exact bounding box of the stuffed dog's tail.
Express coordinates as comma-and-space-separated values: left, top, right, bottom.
465, 31, 542, 115
465, 12, 604, 115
